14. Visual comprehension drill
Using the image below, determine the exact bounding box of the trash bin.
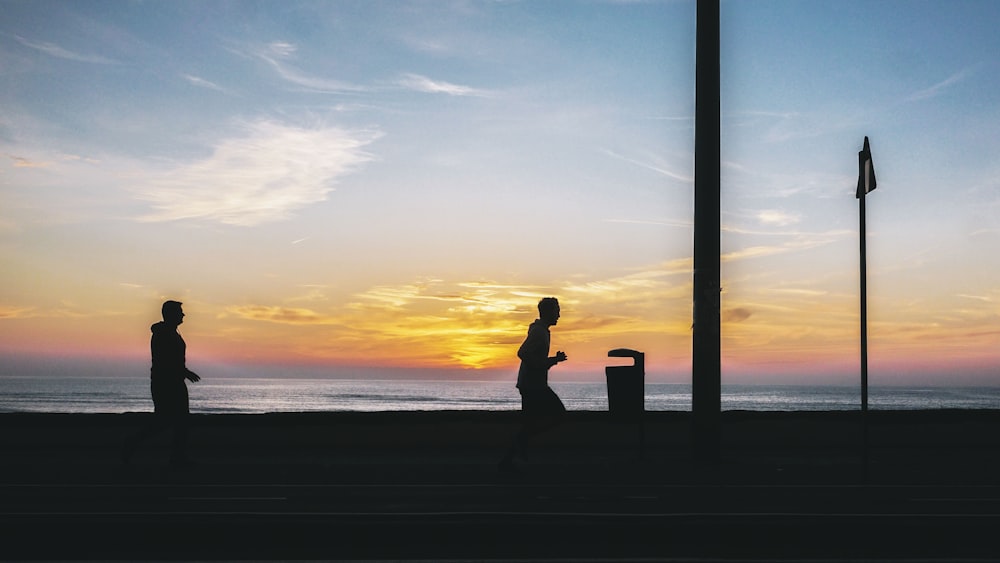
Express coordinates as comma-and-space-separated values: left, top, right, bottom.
606, 348, 645, 457
605, 348, 645, 420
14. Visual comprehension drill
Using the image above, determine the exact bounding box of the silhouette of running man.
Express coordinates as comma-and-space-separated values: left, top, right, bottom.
123, 300, 201, 466
499, 297, 568, 471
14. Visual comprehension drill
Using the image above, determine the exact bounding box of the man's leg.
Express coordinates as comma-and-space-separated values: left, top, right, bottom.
519, 387, 566, 454
168, 383, 192, 466
500, 388, 564, 469
122, 415, 165, 464
168, 415, 190, 466
122, 380, 169, 465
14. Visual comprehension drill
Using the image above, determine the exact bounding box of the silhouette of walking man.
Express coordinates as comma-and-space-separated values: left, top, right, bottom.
123, 300, 201, 467
499, 297, 568, 471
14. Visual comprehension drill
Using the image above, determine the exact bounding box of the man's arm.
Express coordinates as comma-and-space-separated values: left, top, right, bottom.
551, 350, 568, 367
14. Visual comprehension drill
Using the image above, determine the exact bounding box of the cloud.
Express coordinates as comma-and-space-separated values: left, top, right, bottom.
563, 267, 688, 302
135, 120, 380, 226
340, 275, 683, 368
765, 288, 829, 298
722, 307, 753, 323
266, 41, 297, 58
181, 74, 227, 93
0, 305, 35, 319
239, 40, 366, 93
906, 67, 976, 102
60, 153, 101, 165
7, 153, 101, 169
756, 209, 801, 227
603, 218, 692, 228
600, 149, 693, 183
214, 270, 693, 370
722, 238, 839, 262
0, 303, 96, 320
225, 305, 337, 325
8, 155, 50, 168
722, 159, 855, 199
397, 73, 489, 97
730, 109, 859, 144
349, 279, 520, 313
13, 35, 118, 64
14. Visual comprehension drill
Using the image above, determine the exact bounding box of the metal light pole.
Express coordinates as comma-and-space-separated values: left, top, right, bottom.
692, 0, 721, 461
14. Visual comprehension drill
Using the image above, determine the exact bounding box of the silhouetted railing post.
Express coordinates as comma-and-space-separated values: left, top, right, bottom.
692, 0, 721, 461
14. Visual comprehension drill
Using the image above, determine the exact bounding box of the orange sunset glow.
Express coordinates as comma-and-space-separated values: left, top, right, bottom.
3, 1, 1000, 387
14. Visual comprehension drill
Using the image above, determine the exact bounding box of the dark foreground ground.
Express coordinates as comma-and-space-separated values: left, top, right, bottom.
3, 409, 1000, 561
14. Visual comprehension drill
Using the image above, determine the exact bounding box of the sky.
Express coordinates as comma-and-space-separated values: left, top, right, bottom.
2, 0, 999, 386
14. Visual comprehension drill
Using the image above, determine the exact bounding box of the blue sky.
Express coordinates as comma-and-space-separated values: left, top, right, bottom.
2, 0, 999, 385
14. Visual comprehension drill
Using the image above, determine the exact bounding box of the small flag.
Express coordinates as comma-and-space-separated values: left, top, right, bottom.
856, 136, 877, 199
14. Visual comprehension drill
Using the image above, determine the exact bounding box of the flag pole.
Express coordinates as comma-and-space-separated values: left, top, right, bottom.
860, 180, 869, 473
857, 136, 876, 477
860, 185, 868, 415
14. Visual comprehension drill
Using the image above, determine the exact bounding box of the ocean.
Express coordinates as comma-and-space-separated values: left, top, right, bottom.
2, 376, 1000, 414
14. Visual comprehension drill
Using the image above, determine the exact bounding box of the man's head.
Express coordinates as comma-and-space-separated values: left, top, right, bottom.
537, 297, 560, 326
162, 300, 185, 326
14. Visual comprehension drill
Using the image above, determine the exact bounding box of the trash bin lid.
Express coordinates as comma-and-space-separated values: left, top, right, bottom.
607, 348, 644, 371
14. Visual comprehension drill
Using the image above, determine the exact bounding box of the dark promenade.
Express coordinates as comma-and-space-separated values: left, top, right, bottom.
4, 410, 1000, 561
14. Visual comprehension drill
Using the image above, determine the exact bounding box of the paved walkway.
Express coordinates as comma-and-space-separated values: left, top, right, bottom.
3, 411, 1000, 560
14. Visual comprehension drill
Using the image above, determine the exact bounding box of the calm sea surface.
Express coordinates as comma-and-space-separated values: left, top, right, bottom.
2, 376, 1000, 414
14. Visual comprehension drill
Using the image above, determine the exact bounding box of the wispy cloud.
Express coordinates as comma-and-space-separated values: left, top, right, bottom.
13, 35, 118, 64
755, 209, 801, 227
650, 115, 694, 122
764, 287, 830, 298
730, 109, 859, 144
218, 268, 693, 369
397, 73, 490, 97
135, 120, 380, 226
0, 305, 35, 319
722, 238, 839, 262
0, 303, 97, 320
906, 66, 976, 102
336, 273, 688, 368
563, 266, 689, 302
248, 40, 366, 93
181, 73, 228, 93
225, 305, 338, 325
722, 160, 855, 199
600, 149, 693, 183
957, 294, 993, 303
241, 279, 544, 368
722, 307, 753, 323
267, 41, 297, 58
8, 155, 50, 168
7, 153, 100, 169
603, 218, 692, 228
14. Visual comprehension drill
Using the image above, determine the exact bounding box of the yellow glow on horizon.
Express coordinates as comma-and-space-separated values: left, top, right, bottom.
3, 256, 999, 382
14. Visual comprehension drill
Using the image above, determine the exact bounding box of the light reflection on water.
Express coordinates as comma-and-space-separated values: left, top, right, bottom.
2, 376, 1000, 414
